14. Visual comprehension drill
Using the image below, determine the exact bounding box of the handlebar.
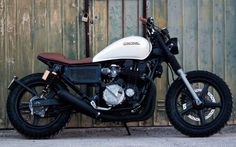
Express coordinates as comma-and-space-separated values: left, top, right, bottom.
139, 17, 147, 24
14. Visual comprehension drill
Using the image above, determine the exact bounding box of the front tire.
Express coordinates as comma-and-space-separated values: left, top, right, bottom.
7, 73, 71, 139
166, 71, 232, 137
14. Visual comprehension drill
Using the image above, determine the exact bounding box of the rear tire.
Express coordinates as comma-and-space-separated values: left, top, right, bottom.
166, 71, 232, 137
7, 73, 71, 139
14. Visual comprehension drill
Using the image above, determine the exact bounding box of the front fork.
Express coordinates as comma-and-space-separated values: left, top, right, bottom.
167, 55, 202, 106
177, 69, 202, 105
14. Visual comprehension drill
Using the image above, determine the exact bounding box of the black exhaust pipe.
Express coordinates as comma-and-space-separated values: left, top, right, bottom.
57, 90, 99, 118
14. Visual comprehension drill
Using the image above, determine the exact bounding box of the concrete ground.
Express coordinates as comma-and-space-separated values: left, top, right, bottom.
1, 125, 236, 147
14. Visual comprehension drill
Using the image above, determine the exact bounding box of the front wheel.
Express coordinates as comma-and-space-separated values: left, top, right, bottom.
166, 71, 232, 137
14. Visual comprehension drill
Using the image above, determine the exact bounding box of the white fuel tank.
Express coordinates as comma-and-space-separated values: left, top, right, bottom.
93, 36, 152, 62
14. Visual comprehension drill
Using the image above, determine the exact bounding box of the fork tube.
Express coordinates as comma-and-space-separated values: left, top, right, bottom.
177, 69, 202, 106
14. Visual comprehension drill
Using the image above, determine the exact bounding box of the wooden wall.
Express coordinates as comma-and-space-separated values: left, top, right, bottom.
0, 0, 236, 128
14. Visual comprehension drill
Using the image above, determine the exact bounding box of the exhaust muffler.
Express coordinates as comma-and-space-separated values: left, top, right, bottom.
57, 90, 100, 118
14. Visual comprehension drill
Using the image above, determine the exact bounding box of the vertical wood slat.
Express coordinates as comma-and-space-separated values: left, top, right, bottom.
149, 0, 169, 126
124, 0, 138, 37
0, 0, 6, 128
62, 0, 77, 59
91, 0, 108, 56
213, 0, 225, 78
198, 0, 213, 71
48, 0, 63, 53
32, 0, 48, 72
1, 0, 236, 128
16, 0, 32, 77
5, 0, 18, 128
183, 0, 198, 71
108, 0, 122, 44
91, 0, 109, 127
225, 0, 236, 122
168, 0, 183, 66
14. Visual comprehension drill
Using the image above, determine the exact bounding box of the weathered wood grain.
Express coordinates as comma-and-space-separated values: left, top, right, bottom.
168, 0, 183, 66
0, 0, 236, 128
183, 0, 198, 71
198, 0, 213, 71
0, 0, 6, 128
48, 0, 63, 53
150, 0, 169, 126
4, 0, 18, 128
32, 0, 48, 72
108, 0, 122, 43
62, 0, 77, 59
124, 0, 138, 37
225, 0, 236, 123
213, 0, 225, 78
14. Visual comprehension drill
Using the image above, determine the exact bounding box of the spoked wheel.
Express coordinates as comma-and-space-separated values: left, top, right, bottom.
166, 71, 232, 137
7, 73, 71, 139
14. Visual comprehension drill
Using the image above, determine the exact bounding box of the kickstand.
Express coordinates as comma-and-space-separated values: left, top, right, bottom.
124, 123, 131, 136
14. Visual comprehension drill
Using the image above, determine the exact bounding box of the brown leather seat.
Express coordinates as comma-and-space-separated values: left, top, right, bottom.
37, 53, 92, 65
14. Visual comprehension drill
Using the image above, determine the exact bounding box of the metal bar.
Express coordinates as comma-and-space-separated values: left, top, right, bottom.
14, 80, 37, 96
84, 0, 90, 57
143, 0, 147, 37
177, 69, 202, 105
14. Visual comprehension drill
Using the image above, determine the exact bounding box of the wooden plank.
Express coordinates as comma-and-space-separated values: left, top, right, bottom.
168, 0, 183, 66
225, 0, 236, 123
153, 0, 167, 28
62, 0, 81, 127
77, 0, 86, 58
124, 0, 138, 37
212, 0, 225, 78
75, 0, 92, 128
151, 0, 169, 126
108, 0, 122, 43
91, 0, 108, 56
48, 0, 63, 53
0, 0, 6, 128
198, 0, 213, 71
123, 0, 141, 127
91, 0, 108, 127
138, 0, 143, 36
182, 0, 198, 71
32, 0, 49, 72
62, 0, 77, 59
4, 0, 17, 128
16, 0, 32, 77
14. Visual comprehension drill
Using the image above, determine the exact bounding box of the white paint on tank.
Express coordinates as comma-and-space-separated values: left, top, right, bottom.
93, 36, 152, 62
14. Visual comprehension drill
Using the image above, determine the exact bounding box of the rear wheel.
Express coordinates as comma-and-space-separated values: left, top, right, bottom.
7, 73, 71, 139
166, 71, 232, 137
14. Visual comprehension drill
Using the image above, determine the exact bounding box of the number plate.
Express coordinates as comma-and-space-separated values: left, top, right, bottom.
42, 70, 50, 80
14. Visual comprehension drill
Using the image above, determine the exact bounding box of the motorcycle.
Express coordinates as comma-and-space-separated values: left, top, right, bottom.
7, 17, 232, 138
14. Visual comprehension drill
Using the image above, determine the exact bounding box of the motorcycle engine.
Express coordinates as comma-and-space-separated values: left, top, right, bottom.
103, 84, 125, 106
101, 64, 140, 107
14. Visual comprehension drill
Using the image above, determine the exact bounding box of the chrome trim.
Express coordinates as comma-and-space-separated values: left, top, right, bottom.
177, 69, 202, 105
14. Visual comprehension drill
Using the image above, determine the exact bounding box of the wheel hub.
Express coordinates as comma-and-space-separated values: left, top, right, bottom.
185, 89, 216, 122
29, 96, 48, 117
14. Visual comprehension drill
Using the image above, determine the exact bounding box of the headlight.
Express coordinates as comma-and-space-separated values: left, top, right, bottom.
167, 38, 179, 55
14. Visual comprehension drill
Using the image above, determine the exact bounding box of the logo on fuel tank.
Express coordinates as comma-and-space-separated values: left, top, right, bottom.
123, 42, 141, 46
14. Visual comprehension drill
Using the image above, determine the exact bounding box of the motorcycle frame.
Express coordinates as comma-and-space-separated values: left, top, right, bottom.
8, 21, 203, 123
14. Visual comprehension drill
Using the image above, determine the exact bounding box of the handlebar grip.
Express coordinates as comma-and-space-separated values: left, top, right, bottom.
139, 17, 147, 24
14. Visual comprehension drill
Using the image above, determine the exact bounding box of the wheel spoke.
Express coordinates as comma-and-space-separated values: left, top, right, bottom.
32, 87, 38, 96
198, 110, 206, 125
204, 101, 221, 108
200, 83, 209, 98
19, 102, 30, 110
181, 104, 193, 116
33, 115, 41, 126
